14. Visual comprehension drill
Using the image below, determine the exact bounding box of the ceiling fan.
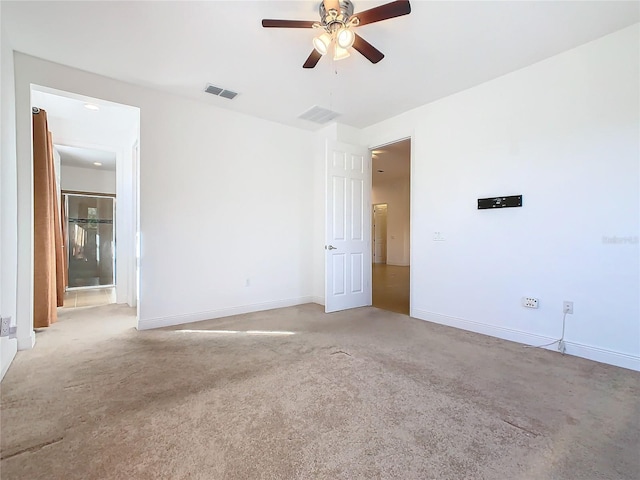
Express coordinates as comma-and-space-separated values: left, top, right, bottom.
262, 0, 411, 68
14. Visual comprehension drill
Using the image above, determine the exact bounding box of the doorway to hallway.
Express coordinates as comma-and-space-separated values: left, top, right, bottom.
30, 86, 140, 327
371, 138, 411, 315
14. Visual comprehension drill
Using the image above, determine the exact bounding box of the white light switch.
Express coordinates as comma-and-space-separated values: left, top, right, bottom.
433, 232, 445, 241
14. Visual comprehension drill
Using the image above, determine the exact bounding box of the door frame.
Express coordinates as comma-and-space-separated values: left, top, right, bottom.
53, 138, 136, 308
15, 84, 141, 352
368, 135, 413, 316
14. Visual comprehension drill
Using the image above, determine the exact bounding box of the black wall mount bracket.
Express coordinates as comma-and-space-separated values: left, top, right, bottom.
478, 195, 522, 209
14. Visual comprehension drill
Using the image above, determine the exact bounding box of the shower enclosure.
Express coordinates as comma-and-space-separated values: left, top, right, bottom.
64, 193, 115, 288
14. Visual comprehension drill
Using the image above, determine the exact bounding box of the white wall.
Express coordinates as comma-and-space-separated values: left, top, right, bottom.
361, 24, 640, 370
372, 178, 410, 266
13, 53, 316, 335
60, 164, 116, 194
0, 6, 19, 379
6, 23, 637, 373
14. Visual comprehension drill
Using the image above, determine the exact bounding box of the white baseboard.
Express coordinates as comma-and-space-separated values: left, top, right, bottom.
312, 296, 325, 306
1, 338, 18, 382
137, 296, 315, 331
386, 262, 410, 267
412, 309, 640, 372
564, 343, 640, 371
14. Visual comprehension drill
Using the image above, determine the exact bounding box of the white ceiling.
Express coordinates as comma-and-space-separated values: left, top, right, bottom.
55, 145, 117, 172
373, 138, 410, 182
3, 1, 639, 131
31, 88, 139, 137
31, 88, 139, 169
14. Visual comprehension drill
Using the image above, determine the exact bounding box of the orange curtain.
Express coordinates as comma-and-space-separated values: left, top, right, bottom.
33, 108, 65, 328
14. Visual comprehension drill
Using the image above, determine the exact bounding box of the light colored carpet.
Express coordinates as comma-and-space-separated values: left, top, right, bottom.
1, 303, 638, 480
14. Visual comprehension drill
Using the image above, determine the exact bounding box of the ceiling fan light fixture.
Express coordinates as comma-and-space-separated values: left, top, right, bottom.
336, 27, 355, 49
313, 32, 332, 55
333, 44, 351, 61
262, 0, 412, 68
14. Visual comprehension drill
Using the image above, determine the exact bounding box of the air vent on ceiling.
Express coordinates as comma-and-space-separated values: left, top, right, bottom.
298, 105, 341, 124
205, 85, 223, 95
205, 84, 238, 100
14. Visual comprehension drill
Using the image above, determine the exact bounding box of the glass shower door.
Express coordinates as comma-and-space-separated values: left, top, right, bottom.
65, 194, 115, 288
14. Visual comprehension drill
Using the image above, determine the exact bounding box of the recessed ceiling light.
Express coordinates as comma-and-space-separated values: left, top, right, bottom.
84, 103, 99, 111
93, 162, 102, 166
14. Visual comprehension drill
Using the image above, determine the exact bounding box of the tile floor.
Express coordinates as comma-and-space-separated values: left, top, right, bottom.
372, 264, 410, 315
62, 287, 116, 308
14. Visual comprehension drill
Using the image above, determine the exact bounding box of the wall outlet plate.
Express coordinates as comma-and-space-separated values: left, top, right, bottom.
433, 231, 445, 241
522, 297, 539, 309
0, 317, 11, 337
563, 301, 574, 314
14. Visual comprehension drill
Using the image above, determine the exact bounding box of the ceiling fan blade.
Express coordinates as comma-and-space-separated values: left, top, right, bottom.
262, 19, 316, 28
352, 34, 385, 64
323, 0, 341, 12
303, 50, 323, 69
355, 0, 411, 26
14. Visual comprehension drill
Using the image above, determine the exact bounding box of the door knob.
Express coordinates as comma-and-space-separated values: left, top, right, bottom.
325, 245, 337, 250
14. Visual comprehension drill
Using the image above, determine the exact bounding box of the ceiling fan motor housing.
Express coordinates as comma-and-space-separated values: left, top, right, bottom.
319, 0, 355, 29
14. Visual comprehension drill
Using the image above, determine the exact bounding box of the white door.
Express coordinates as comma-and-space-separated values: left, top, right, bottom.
373, 204, 387, 264
325, 141, 372, 313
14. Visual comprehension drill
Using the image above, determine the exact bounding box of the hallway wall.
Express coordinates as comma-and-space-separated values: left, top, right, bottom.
372, 179, 410, 266
60, 164, 116, 194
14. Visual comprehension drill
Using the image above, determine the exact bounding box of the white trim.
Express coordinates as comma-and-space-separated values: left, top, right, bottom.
412, 309, 640, 372
565, 343, 640, 371
137, 296, 315, 331
17, 330, 35, 351
367, 131, 416, 318
386, 262, 410, 267
1, 338, 18, 381
312, 296, 325, 306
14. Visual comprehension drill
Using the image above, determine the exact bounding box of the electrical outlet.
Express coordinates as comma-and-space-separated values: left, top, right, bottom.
522, 297, 539, 309
0, 317, 11, 337
563, 301, 573, 314
433, 231, 445, 241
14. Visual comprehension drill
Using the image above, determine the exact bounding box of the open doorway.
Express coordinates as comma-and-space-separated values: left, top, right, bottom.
373, 203, 388, 264
31, 86, 139, 317
62, 192, 116, 308
371, 139, 411, 315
